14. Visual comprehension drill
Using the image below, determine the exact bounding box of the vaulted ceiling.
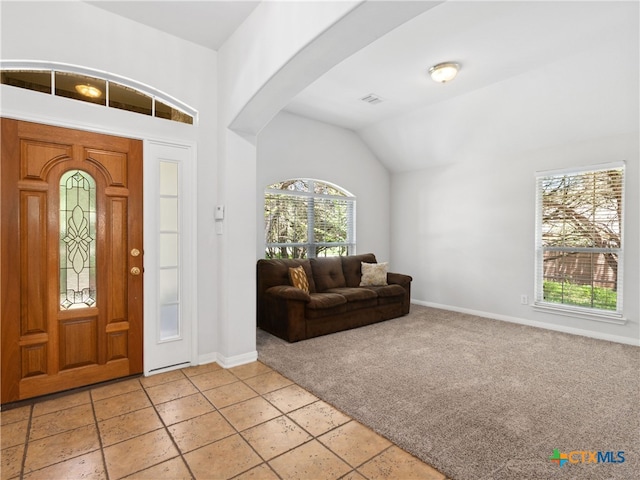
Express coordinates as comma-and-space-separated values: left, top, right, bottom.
87, 1, 639, 173
88, 1, 260, 51
286, 1, 638, 172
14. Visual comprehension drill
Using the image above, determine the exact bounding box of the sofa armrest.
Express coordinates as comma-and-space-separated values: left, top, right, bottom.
387, 272, 412, 286
261, 286, 308, 342
266, 285, 311, 302
387, 272, 412, 315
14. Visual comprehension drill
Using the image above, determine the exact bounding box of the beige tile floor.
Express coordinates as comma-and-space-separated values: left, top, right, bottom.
1, 362, 446, 480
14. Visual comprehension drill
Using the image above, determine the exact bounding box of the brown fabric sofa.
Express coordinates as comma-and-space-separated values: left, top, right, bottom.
257, 253, 412, 342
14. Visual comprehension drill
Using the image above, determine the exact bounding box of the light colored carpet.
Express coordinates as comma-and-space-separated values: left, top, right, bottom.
257, 305, 639, 480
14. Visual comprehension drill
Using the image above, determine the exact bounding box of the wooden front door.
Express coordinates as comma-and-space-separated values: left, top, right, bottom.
1, 119, 143, 404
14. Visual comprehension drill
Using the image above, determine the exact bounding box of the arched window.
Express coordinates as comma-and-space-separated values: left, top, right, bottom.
1, 61, 196, 125
264, 179, 356, 259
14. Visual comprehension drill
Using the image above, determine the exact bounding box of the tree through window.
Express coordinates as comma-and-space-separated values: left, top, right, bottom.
535, 163, 624, 315
264, 179, 355, 259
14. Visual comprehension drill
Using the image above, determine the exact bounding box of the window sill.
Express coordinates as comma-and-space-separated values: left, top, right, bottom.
533, 302, 627, 325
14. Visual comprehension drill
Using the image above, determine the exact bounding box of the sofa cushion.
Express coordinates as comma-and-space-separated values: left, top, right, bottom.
305, 293, 348, 319
342, 253, 377, 287
326, 287, 378, 311
360, 262, 388, 286
307, 292, 347, 309
325, 287, 377, 302
311, 257, 346, 291
361, 284, 405, 297
288, 265, 310, 293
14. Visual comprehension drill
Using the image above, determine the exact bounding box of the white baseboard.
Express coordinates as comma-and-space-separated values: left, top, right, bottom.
147, 350, 258, 373
411, 300, 640, 347
212, 350, 259, 369
195, 351, 259, 369
197, 352, 218, 366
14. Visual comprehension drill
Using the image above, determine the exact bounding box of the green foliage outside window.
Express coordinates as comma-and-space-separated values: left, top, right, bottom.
265, 179, 355, 259
538, 166, 623, 314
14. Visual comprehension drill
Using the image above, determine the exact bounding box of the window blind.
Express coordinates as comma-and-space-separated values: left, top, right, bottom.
264, 179, 356, 259
534, 163, 624, 316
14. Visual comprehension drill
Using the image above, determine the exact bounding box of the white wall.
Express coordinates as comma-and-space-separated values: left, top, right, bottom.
0, 1, 220, 359
391, 132, 639, 344
257, 111, 390, 262
215, 1, 360, 364
215, 1, 431, 364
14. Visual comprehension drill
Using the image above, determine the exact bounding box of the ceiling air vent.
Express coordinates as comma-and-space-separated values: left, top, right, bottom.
360, 93, 384, 105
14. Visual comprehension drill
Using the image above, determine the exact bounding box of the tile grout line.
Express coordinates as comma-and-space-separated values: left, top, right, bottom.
24, 388, 145, 478
208, 367, 284, 480
152, 366, 276, 479
229, 372, 285, 480
90, 387, 114, 480
146, 367, 352, 479
182, 365, 323, 479
189, 368, 267, 480
15, 395, 98, 477
139, 366, 285, 479
244, 368, 401, 480
137, 369, 198, 480
229, 369, 362, 480
18, 404, 34, 479
263, 368, 448, 480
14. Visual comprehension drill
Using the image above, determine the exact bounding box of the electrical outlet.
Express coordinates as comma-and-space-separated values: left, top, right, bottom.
520, 295, 528, 305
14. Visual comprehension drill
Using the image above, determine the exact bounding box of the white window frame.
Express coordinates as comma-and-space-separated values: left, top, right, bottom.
264, 178, 356, 258
534, 162, 625, 323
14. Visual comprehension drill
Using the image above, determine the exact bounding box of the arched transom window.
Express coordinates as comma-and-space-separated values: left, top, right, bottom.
1, 61, 196, 125
264, 179, 356, 259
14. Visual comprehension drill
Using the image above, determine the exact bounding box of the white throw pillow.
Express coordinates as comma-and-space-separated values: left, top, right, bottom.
360, 262, 388, 286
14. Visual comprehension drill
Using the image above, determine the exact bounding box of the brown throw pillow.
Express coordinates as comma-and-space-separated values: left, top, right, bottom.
288, 265, 310, 293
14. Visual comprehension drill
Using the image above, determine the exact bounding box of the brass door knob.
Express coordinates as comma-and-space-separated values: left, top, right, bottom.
130, 267, 141, 275
131, 248, 141, 257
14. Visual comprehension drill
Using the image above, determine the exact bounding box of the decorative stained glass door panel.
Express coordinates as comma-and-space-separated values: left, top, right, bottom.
59, 170, 97, 310
1, 119, 143, 403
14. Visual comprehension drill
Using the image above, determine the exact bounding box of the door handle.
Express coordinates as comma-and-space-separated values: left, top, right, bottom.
130, 267, 141, 276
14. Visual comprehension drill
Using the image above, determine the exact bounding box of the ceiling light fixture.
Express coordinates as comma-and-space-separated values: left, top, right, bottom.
75, 84, 102, 98
428, 62, 460, 83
